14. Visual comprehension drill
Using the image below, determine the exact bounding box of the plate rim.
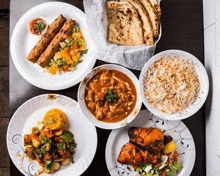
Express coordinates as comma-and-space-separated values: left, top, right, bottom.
10, 1, 97, 90
7, 93, 98, 176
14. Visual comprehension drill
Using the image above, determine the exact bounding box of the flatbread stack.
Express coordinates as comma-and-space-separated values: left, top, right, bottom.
107, 0, 161, 46
27, 14, 75, 67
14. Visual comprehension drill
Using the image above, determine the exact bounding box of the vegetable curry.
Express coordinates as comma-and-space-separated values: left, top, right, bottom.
85, 69, 137, 123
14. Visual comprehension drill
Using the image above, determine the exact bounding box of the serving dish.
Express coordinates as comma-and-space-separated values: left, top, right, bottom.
139, 50, 209, 120
83, 0, 162, 70
78, 64, 142, 129
10, 2, 97, 90
105, 109, 195, 176
7, 94, 97, 176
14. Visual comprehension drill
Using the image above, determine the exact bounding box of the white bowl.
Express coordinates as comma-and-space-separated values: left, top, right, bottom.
139, 50, 209, 120
78, 64, 142, 129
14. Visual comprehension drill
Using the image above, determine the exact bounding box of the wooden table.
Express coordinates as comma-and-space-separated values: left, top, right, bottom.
9, 0, 205, 175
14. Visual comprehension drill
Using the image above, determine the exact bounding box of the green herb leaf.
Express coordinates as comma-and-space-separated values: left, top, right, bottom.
80, 49, 88, 56
105, 89, 118, 102
45, 159, 53, 172
34, 21, 46, 33
38, 145, 48, 158
40, 136, 51, 144
52, 151, 58, 158
70, 143, 77, 153
57, 143, 66, 150
165, 161, 183, 176
59, 131, 74, 143
57, 60, 66, 66
28, 152, 33, 157
47, 117, 54, 124
77, 40, 82, 45
32, 144, 36, 154
70, 155, 74, 163
72, 25, 79, 33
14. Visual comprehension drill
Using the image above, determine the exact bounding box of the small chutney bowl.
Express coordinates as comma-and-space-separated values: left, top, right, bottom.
77, 64, 142, 129
28, 16, 48, 36
139, 49, 209, 121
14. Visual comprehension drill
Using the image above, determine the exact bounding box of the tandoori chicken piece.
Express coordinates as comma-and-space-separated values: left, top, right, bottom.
117, 142, 161, 165
128, 127, 164, 152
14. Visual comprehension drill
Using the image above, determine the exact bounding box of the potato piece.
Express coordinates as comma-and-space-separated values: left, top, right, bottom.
51, 162, 61, 171
62, 158, 70, 166
32, 138, 40, 148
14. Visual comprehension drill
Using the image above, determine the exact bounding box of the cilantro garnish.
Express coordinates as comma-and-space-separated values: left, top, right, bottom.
34, 21, 46, 33
105, 89, 118, 102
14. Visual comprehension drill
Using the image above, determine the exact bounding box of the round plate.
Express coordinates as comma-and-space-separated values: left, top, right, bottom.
7, 94, 97, 176
10, 2, 97, 90
106, 110, 195, 176
139, 50, 209, 120
78, 64, 142, 129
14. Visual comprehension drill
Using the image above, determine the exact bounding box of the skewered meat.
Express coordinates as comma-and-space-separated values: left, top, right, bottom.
118, 142, 161, 165
128, 127, 164, 152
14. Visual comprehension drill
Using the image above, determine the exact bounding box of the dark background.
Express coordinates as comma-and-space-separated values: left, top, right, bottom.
0, 0, 205, 175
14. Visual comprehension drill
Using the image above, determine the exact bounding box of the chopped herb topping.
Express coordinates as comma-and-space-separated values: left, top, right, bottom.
34, 21, 46, 33
57, 143, 66, 150
105, 89, 118, 102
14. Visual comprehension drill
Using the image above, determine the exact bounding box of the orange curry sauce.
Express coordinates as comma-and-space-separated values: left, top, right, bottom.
85, 70, 137, 123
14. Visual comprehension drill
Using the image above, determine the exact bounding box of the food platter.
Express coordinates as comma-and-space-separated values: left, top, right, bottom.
7, 94, 97, 176
139, 50, 209, 120
10, 2, 97, 90
83, 0, 162, 70
8, 0, 209, 175
105, 110, 195, 176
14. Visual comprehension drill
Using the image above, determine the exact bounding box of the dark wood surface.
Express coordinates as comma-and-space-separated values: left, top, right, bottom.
8, 0, 205, 176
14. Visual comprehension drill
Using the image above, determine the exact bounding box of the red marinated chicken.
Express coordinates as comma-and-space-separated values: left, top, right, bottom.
118, 142, 161, 165
128, 127, 164, 152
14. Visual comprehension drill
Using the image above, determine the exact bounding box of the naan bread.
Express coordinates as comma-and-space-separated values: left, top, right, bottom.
149, 0, 161, 19
139, 0, 160, 39
107, 1, 144, 45
120, 0, 154, 45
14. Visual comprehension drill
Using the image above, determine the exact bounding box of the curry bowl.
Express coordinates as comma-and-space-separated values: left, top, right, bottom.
139, 50, 209, 120
78, 64, 142, 129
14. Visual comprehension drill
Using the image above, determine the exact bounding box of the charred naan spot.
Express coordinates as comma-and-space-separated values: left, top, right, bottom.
117, 16, 120, 19
127, 8, 132, 13
129, 17, 132, 21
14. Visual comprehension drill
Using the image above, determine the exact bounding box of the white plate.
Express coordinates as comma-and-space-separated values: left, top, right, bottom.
10, 2, 97, 90
106, 110, 195, 176
139, 50, 209, 120
7, 94, 97, 176
78, 64, 142, 129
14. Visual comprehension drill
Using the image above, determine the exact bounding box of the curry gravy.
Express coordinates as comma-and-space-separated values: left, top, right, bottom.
85, 70, 137, 123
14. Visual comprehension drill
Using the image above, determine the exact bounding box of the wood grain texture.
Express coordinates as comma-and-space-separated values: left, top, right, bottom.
0, 168, 10, 176
0, 118, 9, 167
0, 0, 9, 66
0, 67, 9, 117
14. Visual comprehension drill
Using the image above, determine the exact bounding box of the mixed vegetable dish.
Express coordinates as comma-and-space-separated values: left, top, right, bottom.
46, 24, 88, 75
23, 109, 77, 174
